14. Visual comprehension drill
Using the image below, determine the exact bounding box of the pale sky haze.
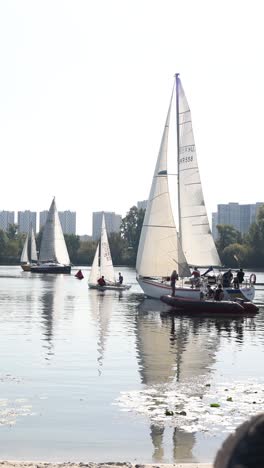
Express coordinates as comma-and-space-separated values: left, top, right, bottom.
1, 0, 263, 234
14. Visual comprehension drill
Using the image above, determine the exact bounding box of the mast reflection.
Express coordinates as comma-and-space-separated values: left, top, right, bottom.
135, 299, 221, 463
89, 291, 114, 375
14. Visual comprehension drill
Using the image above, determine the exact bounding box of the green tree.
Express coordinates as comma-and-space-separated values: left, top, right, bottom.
76, 240, 98, 265
108, 232, 127, 265
216, 224, 242, 253
0, 230, 8, 257
7, 223, 18, 240
64, 234, 80, 263
247, 205, 264, 266
121, 206, 145, 265
221, 243, 252, 268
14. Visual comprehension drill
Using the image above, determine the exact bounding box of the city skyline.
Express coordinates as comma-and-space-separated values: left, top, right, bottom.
1, 1, 264, 235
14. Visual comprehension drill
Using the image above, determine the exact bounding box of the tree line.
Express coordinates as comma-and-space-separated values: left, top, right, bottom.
1, 204, 264, 268
0, 206, 145, 266
216, 205, 264, 268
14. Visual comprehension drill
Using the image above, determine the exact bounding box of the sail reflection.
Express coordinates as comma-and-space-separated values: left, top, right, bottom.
89, 291, 114, 375
39, 274, 73, 359
135, 299, 221, 462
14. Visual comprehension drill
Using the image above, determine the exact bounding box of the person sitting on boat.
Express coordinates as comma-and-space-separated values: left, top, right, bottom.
190, 267, 201, 288
170, 269, 178, 296
214, 284, 224, 301
118, 272, 123, 285
222, 269, 233, 287
97, 276, 106, 287
236, 268, 245, 284
206, 284, 215, 299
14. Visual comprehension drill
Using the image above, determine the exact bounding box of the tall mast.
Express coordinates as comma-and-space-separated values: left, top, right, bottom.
175, 73, 182, 241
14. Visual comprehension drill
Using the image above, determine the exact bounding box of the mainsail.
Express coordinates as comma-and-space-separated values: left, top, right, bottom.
100, 214, 116, 282
30, 227, 38, 262
177, 77, 221, 267
39, 198, 70, 265
89, 244, 100, 285
136, 89, 191, 278
20, 233, 29, 263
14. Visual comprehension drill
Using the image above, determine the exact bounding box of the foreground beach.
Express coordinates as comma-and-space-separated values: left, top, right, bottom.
0, 464, 212, 468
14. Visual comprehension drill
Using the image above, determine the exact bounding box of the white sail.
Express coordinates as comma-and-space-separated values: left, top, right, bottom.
136, 90, 191, 278
20, 234, 29, 263
30, 227, 38, 262
39, 198, 70, 265
88, 244, 100, 285
100, 214, 116, 283
177, 77, 221, 267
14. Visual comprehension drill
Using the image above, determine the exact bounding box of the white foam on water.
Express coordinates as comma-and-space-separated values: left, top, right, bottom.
114, 377, 264, 434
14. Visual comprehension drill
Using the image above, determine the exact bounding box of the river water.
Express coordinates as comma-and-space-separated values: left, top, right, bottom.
0, 266, 263, 464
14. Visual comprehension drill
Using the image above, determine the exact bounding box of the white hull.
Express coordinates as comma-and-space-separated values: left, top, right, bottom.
88, 283, 131, 291
137, 277, 201, 300
137, 277, 255, 302
224, 286, 255, 302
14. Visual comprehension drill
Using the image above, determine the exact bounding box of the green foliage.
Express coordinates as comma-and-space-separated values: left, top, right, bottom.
75, 240, 97, 265
64, 234, 80, 261
221, 243, 252, 267
108, 232, 127, 265
6, 224, 18, 240
0, 229, 8, 256
121, 206, 145, 265
216, 224, 242, 252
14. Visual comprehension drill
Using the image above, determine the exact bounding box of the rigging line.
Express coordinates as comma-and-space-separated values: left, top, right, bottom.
143, 224, 176, 228
178, 110, 189, 115
179, 120, 192, 125
181, 214, 207, 219
179, 166, 199, 172
149, 192, 170, 202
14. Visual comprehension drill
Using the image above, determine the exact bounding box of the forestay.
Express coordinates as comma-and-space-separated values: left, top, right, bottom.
177, 78, 221, 267
39, 198, 70, 265
136, 90, 191, 278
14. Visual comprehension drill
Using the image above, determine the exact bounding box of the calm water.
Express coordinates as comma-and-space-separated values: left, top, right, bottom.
0, 266, 264, 464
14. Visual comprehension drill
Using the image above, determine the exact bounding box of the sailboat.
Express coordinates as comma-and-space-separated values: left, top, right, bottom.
30, 198, 71, 274
136, 74, 255, 302
88, 213, 131, 290
20, 227, 38, 271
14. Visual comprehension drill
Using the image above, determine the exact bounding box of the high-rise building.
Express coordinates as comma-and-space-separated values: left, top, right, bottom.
212, 202, 264, 239
17, 210, 37, 234
58, 211, 76, 235
0, 211, 15, 231
92, 211, 122, 240
137, 200, 148, 210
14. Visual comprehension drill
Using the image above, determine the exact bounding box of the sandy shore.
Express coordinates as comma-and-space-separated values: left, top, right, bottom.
0, 463, 213, 468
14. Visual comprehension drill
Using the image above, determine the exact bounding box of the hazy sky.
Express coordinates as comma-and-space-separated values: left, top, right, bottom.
1, 0, 263, 234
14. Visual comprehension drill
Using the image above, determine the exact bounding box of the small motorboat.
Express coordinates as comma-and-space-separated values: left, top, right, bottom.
160, 295, 259, 314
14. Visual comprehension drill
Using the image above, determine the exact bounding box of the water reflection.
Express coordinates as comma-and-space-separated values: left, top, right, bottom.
135, 298, 259, 462
89, 291, 114, 375
39, 274, 74, 359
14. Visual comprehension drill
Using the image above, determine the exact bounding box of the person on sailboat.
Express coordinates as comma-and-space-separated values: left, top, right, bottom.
190, 267, 201, 288
236, 268, 245, 284
214, 284, 224, 301
98, 276, 106, 287
170, 270, 178, 296
118, 272, 123, 285
222, 269, 233, 287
